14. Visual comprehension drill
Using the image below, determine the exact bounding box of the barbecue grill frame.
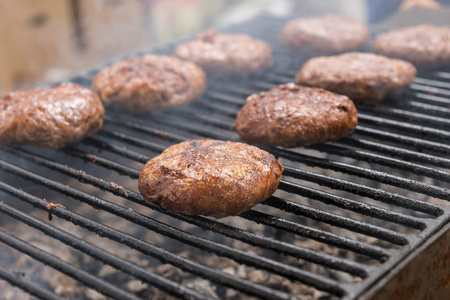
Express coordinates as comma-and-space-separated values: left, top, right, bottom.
365, 222, 450, 300
0, 13, 449, 300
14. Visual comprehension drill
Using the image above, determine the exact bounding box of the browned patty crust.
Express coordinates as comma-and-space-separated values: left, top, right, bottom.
235, 84, 358, 148
138, 140, 283, 218
92, 54, 206, 113
173, 29, 273, 77
279, 14, 370, 55
295, 52, 417, 103
373, 24, 450, 69
399, 0, 440, 11
0, 83, 104, 148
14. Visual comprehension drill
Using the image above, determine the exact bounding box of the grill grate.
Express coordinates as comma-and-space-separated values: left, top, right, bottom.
0, 14, 449, 300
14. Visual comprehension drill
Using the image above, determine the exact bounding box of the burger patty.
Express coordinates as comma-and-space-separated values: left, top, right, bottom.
91, 54, 206, 113
373, 24, 450, 70
0, 83, 104, 148
235, 84, 358, 148
295, 52, 417, 103
278, 14, 370, 56
173, 29, 273, 77
138, 140, 283, 218
399, 0, 440, 11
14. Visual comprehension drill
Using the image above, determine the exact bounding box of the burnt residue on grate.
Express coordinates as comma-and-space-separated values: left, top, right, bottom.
0, 14, 449, 300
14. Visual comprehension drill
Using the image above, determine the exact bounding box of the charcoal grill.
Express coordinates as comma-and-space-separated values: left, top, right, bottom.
0, 14, 449, 300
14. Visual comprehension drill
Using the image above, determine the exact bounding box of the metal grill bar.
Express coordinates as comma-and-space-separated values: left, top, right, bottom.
2, 146, 390, 261
0, 229, 142, 300
133, 111, 239, 141
341, 137, 450, 170
0, 159, 350, 297
406, 100, 450, 115
0, 146, 372, 276
104, 115, 187, 142
357, 113, 450, 140
49, 145, 419, 244
274, 148, 450, 200
173, 210, 389, 260
166, 107, 235, 130
137, 86, 450, 158
131, 111, 237, 140
0, 179, 305, 300
356, 105, 450, 127
410, 83, 450, 96
200, 78, 450, 136
63, 146, 141, 178
279, 178, 427, 231
0, 201, 209, 300
238, 209, 391, 260
310, 142, 450, 181
265, 194, 424, 233
278, 166, 443, 216
278, 182, 407, 245
414, 77, 450, 89
355, 126, 450, 155
413, 92, 450, 106
88, 110, 450, 203
99, 129, 167, 153
436, 71, 450, 79
39, 107, 445, 226
143, 111, 449, 190
0, 266, 64, 300
83, 136, 151, 164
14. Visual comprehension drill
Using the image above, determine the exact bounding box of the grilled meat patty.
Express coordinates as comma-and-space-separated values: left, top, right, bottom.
173, 29, 273, 77
399, 0, 440, 11
235, 83, 358, 148
373, 24, 450, 70
295, 52, 417, 103
0, 83, 104, 148
279, 14, 370, 56
92, 54, 206, 113
138, 139, 283, 218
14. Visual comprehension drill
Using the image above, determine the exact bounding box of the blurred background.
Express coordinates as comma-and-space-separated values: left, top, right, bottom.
1, 0, 449, 95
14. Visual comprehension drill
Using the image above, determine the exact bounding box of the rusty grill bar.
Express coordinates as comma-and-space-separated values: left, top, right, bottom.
0, 14, 449, 300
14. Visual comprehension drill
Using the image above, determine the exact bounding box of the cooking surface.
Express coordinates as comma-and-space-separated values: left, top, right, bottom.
0, 14, 449, 300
